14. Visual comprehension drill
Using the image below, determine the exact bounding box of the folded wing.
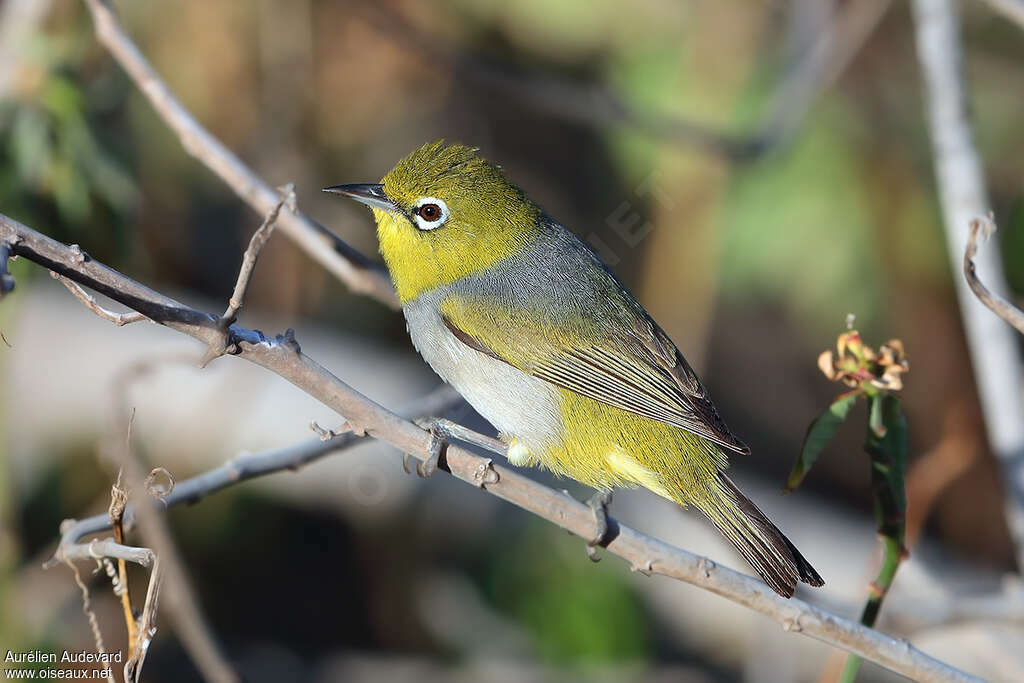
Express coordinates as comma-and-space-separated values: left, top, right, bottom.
441, 295, 750, 455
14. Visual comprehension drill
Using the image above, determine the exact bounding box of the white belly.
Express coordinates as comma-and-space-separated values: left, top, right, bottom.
402, 296, 563, 455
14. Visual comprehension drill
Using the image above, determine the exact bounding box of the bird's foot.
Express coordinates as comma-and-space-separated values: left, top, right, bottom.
585, 489, 613, 562
404, 418, 507, 477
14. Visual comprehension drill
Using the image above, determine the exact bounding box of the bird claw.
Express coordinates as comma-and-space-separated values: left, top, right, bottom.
404, 418, 449, 478
404, 417, 510, 477
585, 490, 613, 562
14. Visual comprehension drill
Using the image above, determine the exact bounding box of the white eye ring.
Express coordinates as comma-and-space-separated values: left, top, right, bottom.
412, 197, 449, 231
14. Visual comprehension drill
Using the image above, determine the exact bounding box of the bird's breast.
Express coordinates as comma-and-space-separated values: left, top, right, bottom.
402, 293, 564, 454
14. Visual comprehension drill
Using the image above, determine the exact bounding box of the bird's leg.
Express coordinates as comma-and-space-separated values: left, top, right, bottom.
404, 417, 507, 477
585, 489, 613, 562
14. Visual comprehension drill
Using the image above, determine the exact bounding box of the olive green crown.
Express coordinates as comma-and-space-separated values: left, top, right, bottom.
381, 140, 529, 213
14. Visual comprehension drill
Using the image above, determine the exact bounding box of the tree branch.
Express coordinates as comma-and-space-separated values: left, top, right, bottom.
964, 216, 1024, 335
81, 0, 398, 308
0, 213, 978, 682
911, 0, 1024, 570
58, 384, 462, 543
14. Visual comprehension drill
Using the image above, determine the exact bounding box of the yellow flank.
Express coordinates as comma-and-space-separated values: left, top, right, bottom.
544, 387, 729, 507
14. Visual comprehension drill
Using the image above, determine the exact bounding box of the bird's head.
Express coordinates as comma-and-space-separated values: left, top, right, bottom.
325, 141, 540, 303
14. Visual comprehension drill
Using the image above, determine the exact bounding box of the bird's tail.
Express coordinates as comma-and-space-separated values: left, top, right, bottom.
695, 473, 824, 598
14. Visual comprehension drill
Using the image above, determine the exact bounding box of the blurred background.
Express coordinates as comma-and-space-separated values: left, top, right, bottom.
2, 0, 1024, 681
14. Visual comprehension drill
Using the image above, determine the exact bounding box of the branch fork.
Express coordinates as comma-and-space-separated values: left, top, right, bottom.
200, 187, 292, 367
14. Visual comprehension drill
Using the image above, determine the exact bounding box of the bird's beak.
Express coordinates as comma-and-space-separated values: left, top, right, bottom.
322, 183, 399, 212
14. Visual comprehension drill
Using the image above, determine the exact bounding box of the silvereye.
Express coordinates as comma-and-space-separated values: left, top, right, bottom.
326, 141, 823, 597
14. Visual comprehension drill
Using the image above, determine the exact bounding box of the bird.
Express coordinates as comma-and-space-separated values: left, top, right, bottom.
325, 141, 823, 597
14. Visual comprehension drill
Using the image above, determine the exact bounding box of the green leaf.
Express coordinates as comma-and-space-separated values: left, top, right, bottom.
787, 392, 859, 491
865, 394, 908, 544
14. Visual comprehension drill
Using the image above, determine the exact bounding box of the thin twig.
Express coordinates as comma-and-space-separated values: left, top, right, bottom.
64, 558, 117, 683
60, 384, 462, 542
911, 0, 1024, 570
200, 189, 289, 366
52, 272, 146, 325
1, 214, 979, 682
964, 216, 1024, 335
222, 186, 290, 324
108, 464, 136, 654
124, 552, 162, 683
52, 537, 154, 566
81, 0, 397, 308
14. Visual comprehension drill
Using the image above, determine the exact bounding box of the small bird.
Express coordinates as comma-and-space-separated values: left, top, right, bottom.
326, 141, 823, 597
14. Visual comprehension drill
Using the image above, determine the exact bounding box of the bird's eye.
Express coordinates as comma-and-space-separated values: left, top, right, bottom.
411, 197, 449, 231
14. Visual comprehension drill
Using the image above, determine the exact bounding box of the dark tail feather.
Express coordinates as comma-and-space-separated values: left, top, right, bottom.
700, 474, 824, 598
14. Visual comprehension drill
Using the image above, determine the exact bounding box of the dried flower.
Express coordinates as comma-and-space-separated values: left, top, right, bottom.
818, 330, 908, 395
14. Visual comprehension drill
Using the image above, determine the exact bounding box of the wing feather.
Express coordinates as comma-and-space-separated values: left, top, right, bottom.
441, 304, 750, 455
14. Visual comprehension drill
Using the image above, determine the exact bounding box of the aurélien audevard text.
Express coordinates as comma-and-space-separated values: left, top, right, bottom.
5, 650, 123, 664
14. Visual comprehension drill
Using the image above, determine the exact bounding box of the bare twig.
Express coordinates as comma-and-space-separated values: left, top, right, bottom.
108, 464, 136, 654
124, 552, 162, 683
200, 189, 288, 366
65, 559, 117, 683
911, 0, 1024, 569
53, 536, 155, 566
61, 384, 462, 543
52, 272, 146, 325
81, 0, 398, 308
221, 186, 290, 324
964, 216, 1024, 335
1, 214, 979, 682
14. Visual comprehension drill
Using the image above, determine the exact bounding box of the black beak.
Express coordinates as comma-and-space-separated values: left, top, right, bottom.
322, 183, 398, 212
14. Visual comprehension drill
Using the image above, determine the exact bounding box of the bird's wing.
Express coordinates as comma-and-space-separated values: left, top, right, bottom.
440, 294, 750, 455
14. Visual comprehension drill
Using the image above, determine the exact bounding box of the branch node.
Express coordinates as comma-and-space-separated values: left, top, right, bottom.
472, 458, 500, 487
278, 328, 301, 354
630, 559, 653, 576
310, 421, 348, 441
276, 183, 298, 213
69, 243, 88, 264
783, 614, 804, 633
